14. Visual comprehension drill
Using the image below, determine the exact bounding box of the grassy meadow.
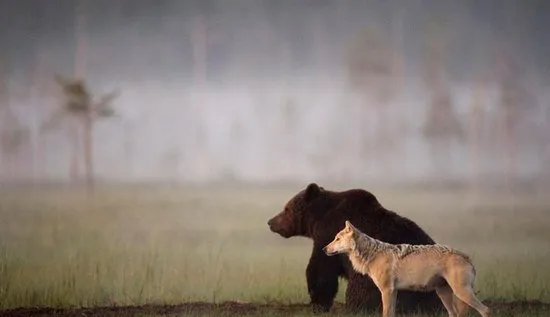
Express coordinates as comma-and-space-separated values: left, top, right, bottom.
0, 183, 549, 316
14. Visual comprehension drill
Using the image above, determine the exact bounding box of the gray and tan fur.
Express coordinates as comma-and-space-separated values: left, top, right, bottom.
324, 221, 490, 317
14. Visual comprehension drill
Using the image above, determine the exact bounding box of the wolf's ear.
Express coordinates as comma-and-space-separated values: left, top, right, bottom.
345, 220, 356, 231
304, 183, 321, 201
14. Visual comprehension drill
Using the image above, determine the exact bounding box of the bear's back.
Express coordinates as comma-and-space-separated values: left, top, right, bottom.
322, 188, 435, 245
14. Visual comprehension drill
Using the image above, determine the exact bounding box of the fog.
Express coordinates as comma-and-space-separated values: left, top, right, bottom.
1, 0, 549, 186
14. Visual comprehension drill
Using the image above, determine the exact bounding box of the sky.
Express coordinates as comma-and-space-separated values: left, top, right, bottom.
0, 0, 549, 184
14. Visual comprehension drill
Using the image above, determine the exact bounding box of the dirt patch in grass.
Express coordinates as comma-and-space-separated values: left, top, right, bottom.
2, 300, 550, 316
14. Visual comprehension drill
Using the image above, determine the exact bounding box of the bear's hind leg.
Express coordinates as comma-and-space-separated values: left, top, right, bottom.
395, 289, 444, 314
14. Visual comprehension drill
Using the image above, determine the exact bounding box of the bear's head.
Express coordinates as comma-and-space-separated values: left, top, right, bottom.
267, 182, 329, 238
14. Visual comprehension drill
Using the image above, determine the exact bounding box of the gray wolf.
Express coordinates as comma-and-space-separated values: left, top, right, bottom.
324, 220, 490, 317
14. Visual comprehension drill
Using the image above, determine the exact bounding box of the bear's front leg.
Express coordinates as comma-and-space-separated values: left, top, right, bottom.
306, 246, 341, 313
345, 272, 383, 313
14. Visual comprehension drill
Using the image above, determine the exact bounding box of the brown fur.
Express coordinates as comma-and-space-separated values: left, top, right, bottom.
267, 183, 443, 313
325, 221, 491, 317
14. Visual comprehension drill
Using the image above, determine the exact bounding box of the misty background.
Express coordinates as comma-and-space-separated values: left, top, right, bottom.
1, 0, 549, 186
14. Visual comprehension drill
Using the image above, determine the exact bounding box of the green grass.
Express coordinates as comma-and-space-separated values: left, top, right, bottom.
0, 184, 549, 316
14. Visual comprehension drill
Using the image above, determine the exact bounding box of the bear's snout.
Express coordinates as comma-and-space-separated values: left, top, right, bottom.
267, 215, 293, 238
267, 217, 276, 230
267, 217, 281, 232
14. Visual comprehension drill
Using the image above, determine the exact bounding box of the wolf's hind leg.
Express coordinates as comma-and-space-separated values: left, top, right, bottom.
446, 271, 490, 317
435, 285, 457, 317
452, 287, 490, 317
452, 294, 470, 317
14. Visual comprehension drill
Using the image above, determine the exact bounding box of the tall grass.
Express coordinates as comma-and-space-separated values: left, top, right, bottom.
0, 185, 549, 309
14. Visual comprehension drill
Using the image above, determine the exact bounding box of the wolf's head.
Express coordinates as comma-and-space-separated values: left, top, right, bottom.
323, 220, 358, 256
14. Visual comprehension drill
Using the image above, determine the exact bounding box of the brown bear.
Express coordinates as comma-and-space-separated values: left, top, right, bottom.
267, 183, 443, 314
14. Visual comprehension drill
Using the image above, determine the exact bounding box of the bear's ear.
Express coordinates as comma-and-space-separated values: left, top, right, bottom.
304, 183, 321, 201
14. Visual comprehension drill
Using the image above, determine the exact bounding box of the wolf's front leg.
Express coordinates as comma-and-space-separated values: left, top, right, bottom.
380, 288, 397, 317
306, 246, 341, 313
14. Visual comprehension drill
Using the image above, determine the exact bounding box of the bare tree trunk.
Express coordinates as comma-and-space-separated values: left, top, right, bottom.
29, 91, 39, 183
373, 104, 386, 178
74, 0, 87, 80
469, 83, 483, 192
190, 13, 208, 179
504, 111, 517, 191
432, 139, 450, 181
497, 56, 518, 193
364, 96, 377, 178
391, 1, 405, 99
0, 69, 21, 182
0, 59, 6, 181
0, 153, 3, 182
0, 144, 3, 181
387, 0, 405, 180
30, 53, 48, 184
83, 115, 93, 189
192, 14, 207, 87
124, 122, 134, 179
311, 10, 326, 74
70, 119, 81, 183
73, 0, 87, 185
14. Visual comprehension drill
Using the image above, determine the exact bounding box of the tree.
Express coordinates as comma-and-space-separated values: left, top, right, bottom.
27, 49, 58, 182
346, 27, 397, 176
422, 88, 464, 179
421, 19, 464, 180
44, 76, 118, 189
278, 97, 299, 176
494, 52, 536, 189
161, 147, 182, 184
467, 74, 488, 193
0, 110, 29, 182
122, 120, 135, 179
72, 0, 88, 182
185, 0, 218, 180
537, 85, 550, 180
347, 28, 394, 105
0, 123, 28, 182
0, 58, 30, 181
